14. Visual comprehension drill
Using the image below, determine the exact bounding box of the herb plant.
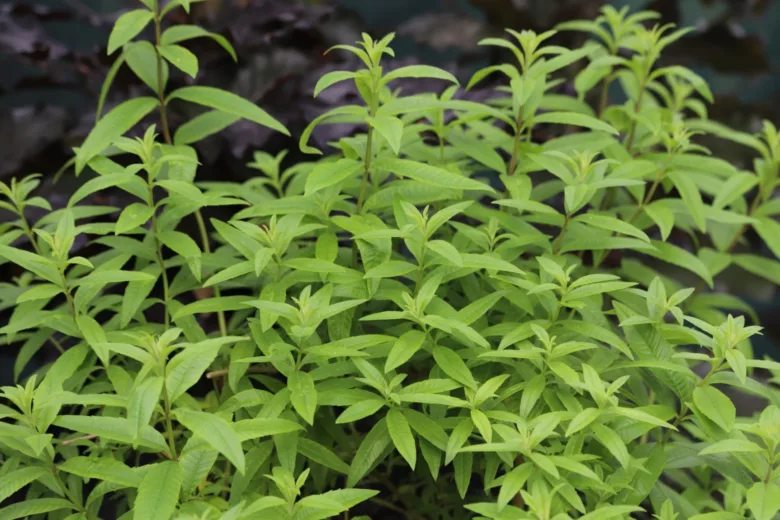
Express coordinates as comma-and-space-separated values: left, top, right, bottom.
1, 3, 780, 519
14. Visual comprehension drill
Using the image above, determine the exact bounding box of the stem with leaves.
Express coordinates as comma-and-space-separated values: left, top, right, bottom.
147, 177, 171, 328
150, 2, 226, 336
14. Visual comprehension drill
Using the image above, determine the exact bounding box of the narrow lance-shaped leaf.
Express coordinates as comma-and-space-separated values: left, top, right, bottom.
166, 86, 289, 136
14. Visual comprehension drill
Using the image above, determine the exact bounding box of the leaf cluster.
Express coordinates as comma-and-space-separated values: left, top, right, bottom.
1, 4, 780, 520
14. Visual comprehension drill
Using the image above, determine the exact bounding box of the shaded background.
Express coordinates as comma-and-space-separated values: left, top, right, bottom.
1, 0, 779, 383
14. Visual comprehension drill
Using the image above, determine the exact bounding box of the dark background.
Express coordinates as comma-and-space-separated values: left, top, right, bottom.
1, 0, 779, 384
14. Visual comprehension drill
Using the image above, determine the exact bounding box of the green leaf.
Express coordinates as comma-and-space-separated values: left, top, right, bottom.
693, 385, 735, 432
127, 376, 163, 446
166, 337, 245, 402
70, 172, 138, 207
713, 172, 757, 210
733, 254, 780, 286
125, 41, 166, 93
566, 408, 600, 436
667, 171, 707, 232
75, 97, 158, 172
533, 111, 618, 135
233, 418, 304, 441
645, 241, 713, 287
337, 400, 386, 424
174, 409, 245, 474
754, 217, 780, 259
0, 467, 49, 504
297, 438, 351, 475
0, 498, 74, 520
133, 461, 183, 520
289, 371, 318, 425
174, 110, 240, 145
76, 314, 110, 366
374, 157, 494, 193
158, 44, 199, 78
172, 296, 252, 319
54, 416, 168, 452
305, 159, 363, 196
386, 409, 416, 469
699, 438, 764, 455
371, 115, 404, 155
59, 457, 142, 487
591, 423, 630, 469
159, 230, 201, 281
16, 284, 62, 303
166, 86, 289, 135
347, 419, 391, 487
381, 65, 459, 86
644, 202, 675, 240
432, 346, 477, 389
314, 70, 356, 97
160, 25, 236, 61
385, 330, 426, 372
364, 260, 417, 279
747, 482, 780, 520
107, 9, 153, 54
574, 213, 650, 242
116, 203, 154, 234
579, 506, 644, 520
497, 464, 532, 510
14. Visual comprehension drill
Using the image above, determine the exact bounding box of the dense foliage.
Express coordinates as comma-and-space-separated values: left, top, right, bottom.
1, 1, 780, 519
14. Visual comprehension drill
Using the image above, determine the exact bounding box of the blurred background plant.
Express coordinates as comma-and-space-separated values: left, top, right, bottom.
1, 0, 779, 382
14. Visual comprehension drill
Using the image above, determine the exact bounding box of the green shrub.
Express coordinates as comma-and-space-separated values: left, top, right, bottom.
1, 2, 779, 519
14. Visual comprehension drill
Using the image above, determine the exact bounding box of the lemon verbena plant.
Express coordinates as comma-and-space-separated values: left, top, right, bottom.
1, 3, 780, 520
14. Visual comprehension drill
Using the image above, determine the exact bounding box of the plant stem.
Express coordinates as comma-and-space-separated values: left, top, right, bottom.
148, 180, 171, 328
353, 121, 374, 269
506, 105, 525, 177
161, 363, 178, 458
591, 162, 669, 269
58, 265, 78, 322
195, 209, 227, 336
597, 73, 613, 118
356, 127, 374, 214
553, 214, 570, 255
153, 11, 172, 145
150, 7, 226, 337
624, 79, 647, 153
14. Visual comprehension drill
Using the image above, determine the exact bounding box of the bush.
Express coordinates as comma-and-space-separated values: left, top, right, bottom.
0, 2, 779, 519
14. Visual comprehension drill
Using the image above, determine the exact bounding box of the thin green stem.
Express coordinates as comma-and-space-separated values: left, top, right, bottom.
153, 11, 172, 145
552, 214, 570, 255
356, 127, 374, 214
148, 180, 171, 328
161, 362, 178, 458
57, 265, 78, 322
195, 210, 227, 336
506, 105, 525, 177
624, 79, 647, 153
152, 6, 222, 336
591, 161, 669, 269
51, 460, 86, 515
597, 73, 614, 118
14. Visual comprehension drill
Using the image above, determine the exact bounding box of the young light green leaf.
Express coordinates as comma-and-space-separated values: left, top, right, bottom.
75, 97, 158, 173
693, 386, 736, 432
385, 330, 426, 372
158, 44, 199, 78
107, 10, 153, 54
133, 461, 183, 520
174, 409, 246, 474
